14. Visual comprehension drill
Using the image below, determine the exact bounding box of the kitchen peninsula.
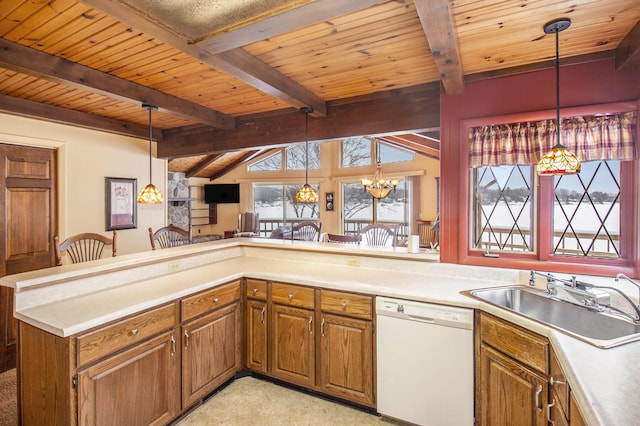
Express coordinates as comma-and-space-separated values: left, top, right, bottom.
2, 238, 637, 425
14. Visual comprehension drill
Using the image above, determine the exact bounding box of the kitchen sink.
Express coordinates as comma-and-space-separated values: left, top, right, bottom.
464, 286, 640, 348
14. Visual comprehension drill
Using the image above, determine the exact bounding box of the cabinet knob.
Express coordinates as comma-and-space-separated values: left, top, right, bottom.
288, 294, 293, 300
252, 288, 258, 295
341, 302, 347, 310
213, 297, 219, 303
130, 329, 138, 336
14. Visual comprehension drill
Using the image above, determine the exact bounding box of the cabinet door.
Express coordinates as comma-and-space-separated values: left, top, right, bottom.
318, 313, 374, 406
478, 344, 548, 426
270, 304, 315, 387
245, 299, 267, 373
182, 302, 241, 407
78, 330, 180, 426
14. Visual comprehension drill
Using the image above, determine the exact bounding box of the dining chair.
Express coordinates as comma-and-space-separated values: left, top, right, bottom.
54, 231, 117, 266
291, 221, 322, 242
359, 223, 397, 247
327, 233, 361, 244
234, 212, 260, 237
149, 225, 190, 250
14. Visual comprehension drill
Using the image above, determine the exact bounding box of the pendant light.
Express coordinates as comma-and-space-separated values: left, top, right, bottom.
137, 104, 164, 204
295, 107, 318, 203
361, 140, 399, 199
536, 18, 581, 176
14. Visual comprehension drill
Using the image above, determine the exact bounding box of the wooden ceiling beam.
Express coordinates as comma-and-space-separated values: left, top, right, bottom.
386, 133, 440, 151
185, 153, 225, 178
414, 0, 464, 95
615, 20, 640, 71
79, 0, 327, 117
196, 0, 388, 54
0, 94, 151, 139
159, 83, 440, 158
0, 39, 235, 130
379, 137, 440, 160
208, 150, 262, 181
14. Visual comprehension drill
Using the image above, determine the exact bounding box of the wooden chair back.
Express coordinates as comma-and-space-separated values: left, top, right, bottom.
291, 221, 322, 242
327, 233, 361, 244
54, 231, 117, 266
149, 225, 190, 250
359, 223, 397, 247
234, 212, 260, 237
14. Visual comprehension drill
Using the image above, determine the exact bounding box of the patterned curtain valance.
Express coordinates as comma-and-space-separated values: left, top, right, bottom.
469, 111, 637, 168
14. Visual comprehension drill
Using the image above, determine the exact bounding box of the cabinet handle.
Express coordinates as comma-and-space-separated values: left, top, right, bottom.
170, 335, 176, 357
308, 315, 313, 333
550, 376, 565, 386
535, 384, 543, 411
260, 306, 265, 323
547, 398, 556, 425
213, 297, 219, 303
184, 330, 189, 348
321, 317, 325, 336
252, 288, 258, 295
130, 329, 138, 336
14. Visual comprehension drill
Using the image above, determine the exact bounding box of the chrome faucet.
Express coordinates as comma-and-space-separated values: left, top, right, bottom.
615, 273, 640, 305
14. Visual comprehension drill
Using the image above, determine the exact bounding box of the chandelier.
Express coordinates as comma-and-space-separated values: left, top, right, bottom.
137, 104, 164, 204
536, 18, 581, 176
295, 107, 318, 203
361, 140, 398, 199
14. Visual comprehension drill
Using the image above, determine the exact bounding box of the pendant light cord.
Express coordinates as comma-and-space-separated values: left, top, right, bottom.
305, 109, 309, 184
555, 28, 561, 148
148, 106, 153, 184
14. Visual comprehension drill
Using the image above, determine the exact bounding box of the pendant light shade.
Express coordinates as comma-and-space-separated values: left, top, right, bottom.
361, 140, 398, 199
295, 107, 318, 203
536, 18, 581, 176
138, 104, 164, 204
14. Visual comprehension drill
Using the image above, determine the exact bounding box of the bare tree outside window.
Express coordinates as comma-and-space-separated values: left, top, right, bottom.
286, 142, 320, 170
341, 138, 371, 167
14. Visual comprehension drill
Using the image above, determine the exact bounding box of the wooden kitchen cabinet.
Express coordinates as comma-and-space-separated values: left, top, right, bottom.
77, 329, 181, 426
244, 278, 268, 373
181, 280, 241, 407
318, 289, 374, 407
477, 312, 550, 426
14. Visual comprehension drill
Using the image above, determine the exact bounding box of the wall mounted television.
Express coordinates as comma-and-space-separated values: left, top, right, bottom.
204, 184, 240, 204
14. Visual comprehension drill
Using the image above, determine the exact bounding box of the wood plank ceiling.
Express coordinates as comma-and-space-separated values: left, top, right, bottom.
0, 0, 638, 179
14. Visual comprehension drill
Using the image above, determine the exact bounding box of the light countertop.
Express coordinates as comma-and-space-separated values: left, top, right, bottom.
2, 237, 637, 425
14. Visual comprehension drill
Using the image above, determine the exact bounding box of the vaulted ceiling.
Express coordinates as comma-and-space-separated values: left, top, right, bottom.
1, 0, 638, 179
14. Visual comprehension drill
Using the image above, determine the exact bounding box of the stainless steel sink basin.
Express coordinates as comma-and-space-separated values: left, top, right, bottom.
464, 286, 640, 348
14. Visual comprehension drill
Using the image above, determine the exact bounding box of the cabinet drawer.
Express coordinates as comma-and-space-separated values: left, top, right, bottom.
271, 282, 314, 309
320, 290, 373, 320
182, 280, 241, 322
479, 312, 549, 374
245, 278, 267, 300
77, 302, 179, 367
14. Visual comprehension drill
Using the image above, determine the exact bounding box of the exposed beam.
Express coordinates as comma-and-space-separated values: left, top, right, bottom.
185, 153, 225, 178
414, 0, 464, 95
616, 20, 640, 71
387, 133, 440, 151
159, 83, 440, 158
380, 137, 439, 160
208, 150, 263, 181
79, 0, 327, 117
0, 39, 235, 130
380, 134, 440, 159
0, 94, 151, 139
196, 0, 388, 54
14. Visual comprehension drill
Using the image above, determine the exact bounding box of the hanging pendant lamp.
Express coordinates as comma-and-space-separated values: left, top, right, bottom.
536, 18, 581, 176
295, 107, 318, 203
361, 140, 399, 199
137, 104, 164, 204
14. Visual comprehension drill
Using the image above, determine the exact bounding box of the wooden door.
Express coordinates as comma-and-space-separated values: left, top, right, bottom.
270, 304, 315, 388
478, 344, 548, 426
182, 302, 241, 407
318, 313, 374, 406
77, 329, 180, 426
0, 143, 57, 372
245, 299, 267, 373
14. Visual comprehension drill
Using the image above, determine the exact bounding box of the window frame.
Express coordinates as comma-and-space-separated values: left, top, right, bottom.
459, 102, 639, 276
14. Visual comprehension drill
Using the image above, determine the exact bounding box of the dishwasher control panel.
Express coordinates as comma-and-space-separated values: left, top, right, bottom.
376, 297, 473, 330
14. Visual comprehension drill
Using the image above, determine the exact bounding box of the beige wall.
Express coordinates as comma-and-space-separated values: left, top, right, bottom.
0, 113, 167, 255
204, 140, 440, 236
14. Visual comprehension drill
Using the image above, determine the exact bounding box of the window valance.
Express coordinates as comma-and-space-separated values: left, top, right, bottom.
468, 111, 637, 168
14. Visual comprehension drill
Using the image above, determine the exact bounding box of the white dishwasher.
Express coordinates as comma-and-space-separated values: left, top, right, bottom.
376, 296, 474, 426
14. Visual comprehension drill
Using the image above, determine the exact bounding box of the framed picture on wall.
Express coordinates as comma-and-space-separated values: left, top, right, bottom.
325, 192, 334, 211
105, 177, 137, 230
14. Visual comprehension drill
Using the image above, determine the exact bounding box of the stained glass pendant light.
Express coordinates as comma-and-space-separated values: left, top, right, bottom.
536, 18, 581, 176
295, 107, 318, 203
361, 140, 399, 199
137, 104, 164, 204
